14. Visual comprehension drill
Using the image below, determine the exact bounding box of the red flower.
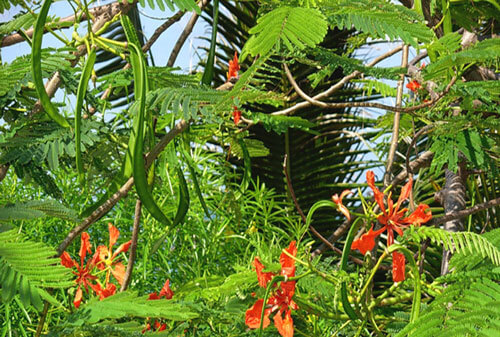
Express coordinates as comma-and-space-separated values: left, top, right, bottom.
148, 279, 174, 300
351, 171, 432, 282
95, 223, 131, 286
406, 80, 421, 93
332, 189, 352, 221
60, 232, 98, 308
246, 241, 298, 337
226, 51, 240, 82
90, 282, 116, 300
232, 106, 241, 125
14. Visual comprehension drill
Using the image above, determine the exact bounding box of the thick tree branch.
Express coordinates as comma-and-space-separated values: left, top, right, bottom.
56, 120, 188, 256
0, 164, 9, 183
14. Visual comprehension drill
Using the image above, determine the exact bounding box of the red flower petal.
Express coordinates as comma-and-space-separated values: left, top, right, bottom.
280, 241, 297, 278
108, 223, 120, 249
366, 171, 386, 213
254, 257, 275, 288
110, 262, 126, 285
274, 309, 294, 337
395, 177, 412, 211
148, 292, 160, 300
392, 251, 406, 282
232, 106, 241, 125
403, 204, 432, 226
94, 245, 109, 270
159, 279, 174, 299
79, 232, 92, 266
61, 251, 76, 269
332, 190, 352, 221
74, 286, 83, 308
406, 80, 421, 93
226, 51, 240, 82
245, 299, 271, 329
112, 240, 132, 259
351, 225, 385, 254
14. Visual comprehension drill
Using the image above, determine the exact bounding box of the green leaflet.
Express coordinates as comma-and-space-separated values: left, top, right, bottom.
241, 6, 328, 59
0, 230, 72, 311
67, 291, 199, 325
31, 0, 69, 128
340, 217, 361, 321
201, 0, 219, 86
75, 49, 97, 184
129, 42, 171, 227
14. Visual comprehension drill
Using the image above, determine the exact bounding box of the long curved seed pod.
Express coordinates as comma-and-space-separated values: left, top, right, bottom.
31, 0, 70, 128
74, 49, 97, 184
129, 43, 171, 226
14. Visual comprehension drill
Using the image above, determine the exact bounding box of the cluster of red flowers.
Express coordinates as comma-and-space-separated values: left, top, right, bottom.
245, 241, 298, 337
342, 171, 432, 282
227, 52, 242, 125
406, 80, 422, 93
142, 279, 174, 333
60, 223, 131, 308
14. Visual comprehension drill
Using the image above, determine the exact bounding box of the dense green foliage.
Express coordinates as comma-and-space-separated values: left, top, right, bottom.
0, 0, 499, 335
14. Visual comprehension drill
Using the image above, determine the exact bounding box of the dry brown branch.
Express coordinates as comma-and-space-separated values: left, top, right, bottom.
167, 0, 210, 67
56, 120, 188, 256
0, 1, 130, 47
383, 44, 409, 187
121, 199, 142, 292
274, 45, 403, 116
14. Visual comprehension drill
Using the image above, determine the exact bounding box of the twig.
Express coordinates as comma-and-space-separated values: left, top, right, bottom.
282, 155, 365, 266
167, 0, 210, 67
384, 44, 409, 187
429, 196, 500, 227
56, 120, 188, 256
273, 45, 403, 116
91, 9, 189, 112
273, 75, 457, 116
34, 301, 50, 337
121, 199, 141, 291
409, 51, 428, 66
405, 124, 436, 176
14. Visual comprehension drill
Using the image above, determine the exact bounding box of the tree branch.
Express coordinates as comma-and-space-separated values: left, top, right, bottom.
429, 196, 500, 228
56, 120, 188, 256
167, 0, 210, 67
121, 199, 141, 292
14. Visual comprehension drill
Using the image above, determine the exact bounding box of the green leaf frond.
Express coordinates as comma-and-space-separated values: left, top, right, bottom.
396, 278, 500, 336
0, 229, 73, 310
0, 0, 31, 14
0, 200, 79, 222
0, 48, 75, 99
304, 47, 404, 88
230, 137, 270, 159
353, 79, 399, 98
242, 6, 328, 58
425, 38, 500, 80
248, 112, 317, 135
405, 226, 500, 267
138, 0, 199, 14
0, 12, 35, 35
323, 0, 434, 47
65, 291, 199, 326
